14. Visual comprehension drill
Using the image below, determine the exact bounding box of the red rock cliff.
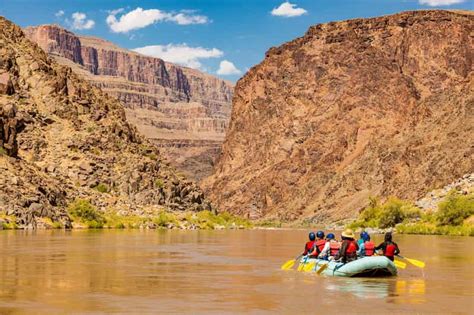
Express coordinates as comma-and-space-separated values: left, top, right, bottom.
204, 10, 474, 222
24, 25, 234, 181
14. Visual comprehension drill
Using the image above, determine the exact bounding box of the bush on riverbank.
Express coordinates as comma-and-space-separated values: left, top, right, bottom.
65, 199, 251, 230
68, 199, 106, 228
349, 192, 474, 236
396, 222, 474, 236
349, 197, 421, 229
436, 191, 474, 226
0, 211, 17, 229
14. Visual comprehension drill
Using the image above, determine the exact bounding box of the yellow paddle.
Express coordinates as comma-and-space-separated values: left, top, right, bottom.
303, 261, 316, 272
316, 263, 328, 275
281, 254, 302, 270
297, 256, 308, 271
397, 255, 425, 268
394, 259, 407, 269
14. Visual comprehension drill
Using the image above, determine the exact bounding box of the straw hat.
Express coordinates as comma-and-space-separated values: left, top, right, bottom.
341, 228, 355, 239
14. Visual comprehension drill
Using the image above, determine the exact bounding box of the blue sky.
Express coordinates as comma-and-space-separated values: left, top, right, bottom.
1, 0, 472, 81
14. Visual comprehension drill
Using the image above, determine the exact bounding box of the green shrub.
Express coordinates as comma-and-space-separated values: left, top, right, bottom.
94, 183, 109, 193
436, 192, 474, 226
153, 211, 178, 227
350, 197, 421, 229
68, 199, 105, 228
155, 179, 164, 189
397, 222, 474, 236
103, 212, 146, 229
0, 147, 6, 156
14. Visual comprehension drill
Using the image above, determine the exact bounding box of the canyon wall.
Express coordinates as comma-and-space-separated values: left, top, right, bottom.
24, 25, 233, 181
205, 10, 474, 222
0, 17, 210, 228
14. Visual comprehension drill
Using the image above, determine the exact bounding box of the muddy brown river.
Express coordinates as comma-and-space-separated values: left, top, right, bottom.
0, 229, 472, 314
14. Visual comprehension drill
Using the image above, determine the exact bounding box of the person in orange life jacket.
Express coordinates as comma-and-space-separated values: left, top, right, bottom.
318, 233, 340, 260
303, 232, 316, 256
375, 232, 400, 261
308, 231, 326, 258
357, 231, 375, 257
334, 229, 359, 263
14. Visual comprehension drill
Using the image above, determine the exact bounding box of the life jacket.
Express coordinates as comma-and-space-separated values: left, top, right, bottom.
329, 241, 341, 256
315, 239, 327, 253
305, 241, 315, 254
346, 240, 358, 256
384, 242, 396, 258
364, 241, 375, 256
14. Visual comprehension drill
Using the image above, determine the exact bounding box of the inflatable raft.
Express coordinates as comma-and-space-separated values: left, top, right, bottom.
301, 256, 397, 277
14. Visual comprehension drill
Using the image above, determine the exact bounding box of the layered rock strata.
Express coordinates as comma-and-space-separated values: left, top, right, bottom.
24, 25, 234, 181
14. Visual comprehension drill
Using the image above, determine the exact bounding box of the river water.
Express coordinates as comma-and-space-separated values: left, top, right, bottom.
0, 229, 472, 314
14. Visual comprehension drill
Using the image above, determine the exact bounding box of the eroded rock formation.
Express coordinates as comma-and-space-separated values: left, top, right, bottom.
205, 10, 474, 222
24, 25, 234, 181
0, 17, 210, 228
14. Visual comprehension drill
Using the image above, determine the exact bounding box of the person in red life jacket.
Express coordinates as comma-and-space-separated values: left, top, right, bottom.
357, 232, 375, 257
375, 232, 400, 261
303, 232, 316, 256
318, 233, 340, 260
308, 231, 326, 258
334, 229, 359, 263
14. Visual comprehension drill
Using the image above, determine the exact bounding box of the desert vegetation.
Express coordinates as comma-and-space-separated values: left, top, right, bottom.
349, 191, 474, 236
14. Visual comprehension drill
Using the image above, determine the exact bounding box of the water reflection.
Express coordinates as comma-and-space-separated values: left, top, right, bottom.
0, 230, 472, 313
325, 278, 426, 302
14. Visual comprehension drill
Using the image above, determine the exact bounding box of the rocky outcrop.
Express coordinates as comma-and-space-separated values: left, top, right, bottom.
0, 103, 24, 157
0, 16, 211, 229
416, 173, 474, 211
24, 25, 233, 181
205, 10, 474, 222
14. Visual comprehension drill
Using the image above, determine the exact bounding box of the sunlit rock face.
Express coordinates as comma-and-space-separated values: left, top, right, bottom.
204, 10, 474, 222
25, 25, 234, 181
0, 17, 211, 229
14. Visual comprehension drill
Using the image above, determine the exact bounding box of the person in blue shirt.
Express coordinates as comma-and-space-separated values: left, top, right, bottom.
357, 232, 375, 257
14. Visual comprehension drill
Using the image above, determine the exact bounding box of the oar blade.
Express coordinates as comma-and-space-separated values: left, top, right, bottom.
303, 262, 316, 272
297, 262, 305, 271
316, 263, 328, 275
281, 259, 296, 270
407, 258, 425, 268
394, 260, 407, 269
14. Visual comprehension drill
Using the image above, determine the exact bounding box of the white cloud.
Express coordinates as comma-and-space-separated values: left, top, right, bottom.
418, 0, 465, 5
170, 13, 209, 25
106, 7, 209, 33
55, 10, 64, 18
217, 60, 242, 76
133, 44, 223, 70
69, 12, 95, 30
271, 2, 307, 18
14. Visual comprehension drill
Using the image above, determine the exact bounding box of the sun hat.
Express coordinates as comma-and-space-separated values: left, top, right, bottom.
341, 228, 355, 239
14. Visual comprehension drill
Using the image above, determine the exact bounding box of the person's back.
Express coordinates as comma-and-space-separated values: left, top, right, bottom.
309, 231, 326, 258
334, 229, 358, 263
358, 232, 375, 257
318, 233, 339, 259
329, 239, 341, 258
375, 232, 400, 261
303, 232, 316, 256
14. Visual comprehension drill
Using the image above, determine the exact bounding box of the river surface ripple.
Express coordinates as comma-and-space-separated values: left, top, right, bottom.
0, 229, 473, 314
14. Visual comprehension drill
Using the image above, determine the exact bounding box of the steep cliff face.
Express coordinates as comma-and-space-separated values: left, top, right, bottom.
24, 25, 233, 181
0, 17, 210, 228
205, 10, 474, 222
